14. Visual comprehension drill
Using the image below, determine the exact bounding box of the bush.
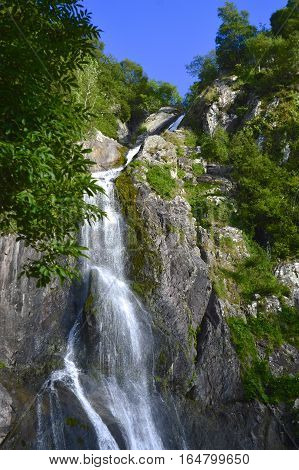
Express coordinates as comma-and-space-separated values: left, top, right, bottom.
146, 165, 178, 199
192, 162, 205, 177
228, 306, 299, 403
200, 128, 230, 164
225, 242, 289, 301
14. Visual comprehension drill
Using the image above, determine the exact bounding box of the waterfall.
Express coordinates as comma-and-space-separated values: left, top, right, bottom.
168, 114, 185, 132
36, 145, 166, 450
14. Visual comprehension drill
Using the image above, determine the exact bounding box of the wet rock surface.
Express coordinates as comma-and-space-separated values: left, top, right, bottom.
0, 236, 77, 447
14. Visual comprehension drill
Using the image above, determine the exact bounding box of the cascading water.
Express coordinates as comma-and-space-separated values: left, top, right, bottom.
36, 145, 172, 450
168, 114, 185, 132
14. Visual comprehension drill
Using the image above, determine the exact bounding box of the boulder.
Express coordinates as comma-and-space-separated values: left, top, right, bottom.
143, 107, 180, 135
82, 130, 125, 171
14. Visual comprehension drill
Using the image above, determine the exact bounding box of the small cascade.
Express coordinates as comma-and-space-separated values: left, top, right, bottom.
168, 114, 185, 132
36, 145, 171, 450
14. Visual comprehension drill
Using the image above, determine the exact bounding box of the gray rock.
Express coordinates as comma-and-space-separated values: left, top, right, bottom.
0, 235, 77, 448
117, 119, 130, 145
82, 130, 125, 170
0, 384, 12, 445
143, 107, 180, 135
185, 77, 240, 135
191, 292, 243, 406
269, 343, 299, 377
242, 97, 262, 123
0, 236, 75, 370
275, 262, 299, 308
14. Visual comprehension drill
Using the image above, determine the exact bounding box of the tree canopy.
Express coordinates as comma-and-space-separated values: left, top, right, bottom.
0, 1, 104, 286
216, 1, 256, 72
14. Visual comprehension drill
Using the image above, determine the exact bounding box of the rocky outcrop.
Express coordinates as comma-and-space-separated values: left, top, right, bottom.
275, 262, 299, 308
184, 77, 240, 134
0, 236, 77, 447
82, 130, 126, 170
143, 107, 180, 135
116, 136, 211, 391
183, 77, 264, 136
0, 384, 12, 445
116, 131, 298, 449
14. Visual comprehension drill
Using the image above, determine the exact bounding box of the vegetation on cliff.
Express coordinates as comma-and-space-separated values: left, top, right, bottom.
184, 0, 299, 404
186, 0, 299, 260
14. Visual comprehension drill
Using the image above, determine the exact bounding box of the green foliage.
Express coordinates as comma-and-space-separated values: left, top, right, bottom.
146, 165, 178, 199
184, 129, 199, 148
191, 162, 205, 177
228, 306, 299, 403
270, 0, 299, 38
243, 32, 299, 92
184, 180, 231, 229
226, 243, 289, 302
177, 168, 186, 179
227, 317, 258, 363
199, 128, 230, 164
0, 0, 105, 286
75, 55, 182, 137
186, 50, 219, 90
216, 1, 256, 72
187, 1, 299, 103
230, 129, 299, 259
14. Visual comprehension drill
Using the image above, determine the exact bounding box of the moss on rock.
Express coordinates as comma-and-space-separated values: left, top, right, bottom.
115, 171, 161, 300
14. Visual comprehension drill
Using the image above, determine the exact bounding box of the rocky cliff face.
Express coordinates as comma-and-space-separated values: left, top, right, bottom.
184, 76, 262, 135
0, 236, 78, 448
0, 98, 298, 449
115, 129, 298, 449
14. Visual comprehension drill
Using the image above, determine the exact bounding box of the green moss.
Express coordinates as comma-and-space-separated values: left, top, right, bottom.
157, 351, 167, 367
116, 145, 128, 167
212, 274, 228, 300
131, 280, 157, 298
84, 293, 96, 316
184, 180, 232, 229
65, 417, 80, 427
188, 150, 201, 160
176, 146, 184, 157
130, 159, 144, 169
188, 324, 201, 352
204, 86, 219, 104
0, 362, 6, 369
116, 172, 161, 299
227, 317, 258, 364
184, 129, 198, 147
146, 165, 178, 200
219, 236, 235, 250
65, 417, 89, 430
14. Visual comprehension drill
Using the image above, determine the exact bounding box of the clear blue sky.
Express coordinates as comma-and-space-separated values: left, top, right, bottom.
83, 0, 286, 96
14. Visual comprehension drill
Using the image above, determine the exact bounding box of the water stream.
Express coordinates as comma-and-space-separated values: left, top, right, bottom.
36, 145, 168, 450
